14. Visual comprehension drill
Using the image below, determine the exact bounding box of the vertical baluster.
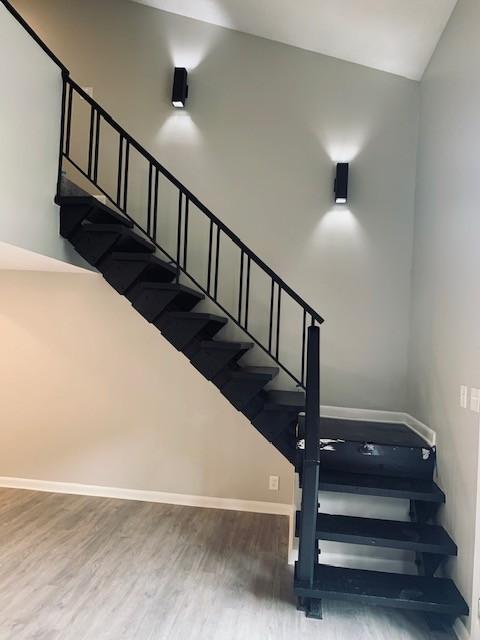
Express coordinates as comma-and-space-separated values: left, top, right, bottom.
147, 163, 153, 236
152, 167, 159, 242
275, 286, 282, 359
238, 251, 244, 324
301, 309, 307, 386
116, 135, 124, 207
176, 191, 183, 283
213, 228, 221, 299
244, 256, 251, 330
207, 220, 214, 294
93, 111, 101, 184
87, 105, 95, 179
123, 141, 130, 212
268, 280, 275, 353
183, 197, 189, 271
65, 80, 73, 158
56, 72, 68, 198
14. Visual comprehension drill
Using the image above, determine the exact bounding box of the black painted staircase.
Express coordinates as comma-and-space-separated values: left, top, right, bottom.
57, 190, 468, 632
0, 0, 468, 630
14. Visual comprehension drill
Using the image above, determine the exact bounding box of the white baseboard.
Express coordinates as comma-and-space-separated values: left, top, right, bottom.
320, 405, 436, 446
0, 476, 294, 517
453, 618, 470, 640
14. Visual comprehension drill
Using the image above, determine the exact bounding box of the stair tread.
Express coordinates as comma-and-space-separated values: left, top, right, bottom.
232, 366, 279, 379
199, 340, 253, 351
318, 470, 445, 502
166, 312, 227, 324
107, 251, 174, 269
132, 281, 201, 295
316, 416, 430, 449
264, 390, 305, 409
303, 513, 457, 554
58, 196, 133, 227
294, 564, 469, 615
80, 224, 154, 251
299, 415, 431, 449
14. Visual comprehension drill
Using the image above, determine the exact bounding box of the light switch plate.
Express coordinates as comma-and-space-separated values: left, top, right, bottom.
470, 388, 480, 413
269, 475, 279, 491
460, 385, 468, 408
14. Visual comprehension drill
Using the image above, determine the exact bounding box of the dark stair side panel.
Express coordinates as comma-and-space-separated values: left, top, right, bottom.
295, 513, 457, 555
58, 196, 133, 239
250, 390, 305, 438
214, 366, 279, 410
70, 224, 154, 266
155, 312, 227, 351
294, 564, 469, 617
298, 416, 436, 480
130, 283, 204, 322
98, 252, 177, 294
185, 340, 253, 380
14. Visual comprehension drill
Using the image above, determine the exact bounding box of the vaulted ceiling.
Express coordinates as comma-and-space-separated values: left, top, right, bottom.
130, 0, 457, 80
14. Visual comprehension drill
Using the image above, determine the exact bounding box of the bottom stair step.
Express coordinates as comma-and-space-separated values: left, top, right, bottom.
294, 564, 469, 616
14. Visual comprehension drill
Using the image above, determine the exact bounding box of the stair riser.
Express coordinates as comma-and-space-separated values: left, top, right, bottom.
319, 443, 435, 480
187, 347, 249, 380
131, 290, 180, 322
155, 316, 224, 351
217, 377, 272, 411
70, 227, 121, 265
60, 205, 92, 239
251, 408, 299, 439
99, 257, 175, 294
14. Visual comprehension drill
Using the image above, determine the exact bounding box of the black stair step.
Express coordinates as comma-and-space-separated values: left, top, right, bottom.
214, 366, 279, 411
299, 416, 435, 480
58, 195, 133, 239
155, 312, 227, 351
294, 564, 469, 617
98, 252, 176, 294
246, 389, 305, 438
129, 282, 203, 322
186, 340, 253, 380
264, 390, 305, 410
70, 224, 155, 266
318, 470, 445, 503
296, 513, 457, 555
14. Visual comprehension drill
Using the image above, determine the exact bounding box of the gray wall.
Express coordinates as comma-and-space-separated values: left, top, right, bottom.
0, 3, 84, 268
13, 0, 420, 410
408, 0, 480, 633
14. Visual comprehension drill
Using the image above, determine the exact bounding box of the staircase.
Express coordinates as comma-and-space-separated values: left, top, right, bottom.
2, 0, 469, 634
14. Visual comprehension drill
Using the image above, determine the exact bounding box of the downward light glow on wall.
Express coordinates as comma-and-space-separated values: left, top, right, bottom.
334, 163, 349, 204
172, 67, 189, 108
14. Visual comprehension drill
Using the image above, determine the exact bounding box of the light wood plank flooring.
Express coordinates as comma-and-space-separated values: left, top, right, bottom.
0, 488, 454, 640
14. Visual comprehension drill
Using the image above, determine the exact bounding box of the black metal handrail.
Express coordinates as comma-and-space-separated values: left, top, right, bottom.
60, 75, 324, 387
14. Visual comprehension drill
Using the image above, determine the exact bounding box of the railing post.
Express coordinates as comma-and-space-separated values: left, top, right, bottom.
296, 324, 321, 588
56, 70, 69, 199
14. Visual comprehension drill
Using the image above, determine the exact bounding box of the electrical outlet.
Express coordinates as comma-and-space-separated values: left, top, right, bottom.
269, 475, 279, 491
460, 385, 468, 408
471, 388, 480, 413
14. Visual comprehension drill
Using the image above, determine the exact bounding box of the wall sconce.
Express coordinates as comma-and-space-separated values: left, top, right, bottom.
172, 67, 189, 108
334, 163, 349, 204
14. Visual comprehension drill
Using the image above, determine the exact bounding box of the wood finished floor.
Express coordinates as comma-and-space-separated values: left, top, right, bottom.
0, 488, 455, 640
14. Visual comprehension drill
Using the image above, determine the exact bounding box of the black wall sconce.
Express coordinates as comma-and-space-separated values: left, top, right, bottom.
172, 67, 189, 108
334, 163, 349, 204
